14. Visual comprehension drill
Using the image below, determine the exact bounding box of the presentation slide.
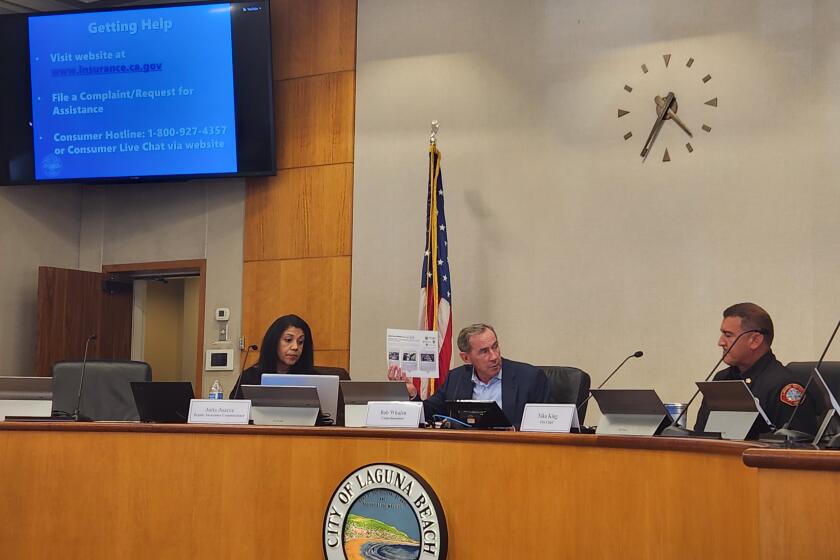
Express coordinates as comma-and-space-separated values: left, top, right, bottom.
28, 4, 238, 180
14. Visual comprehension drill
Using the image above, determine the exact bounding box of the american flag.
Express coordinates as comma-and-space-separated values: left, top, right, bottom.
417, 143, 452, 399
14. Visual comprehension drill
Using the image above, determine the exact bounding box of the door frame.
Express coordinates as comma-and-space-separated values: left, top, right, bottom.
102, 259, 206, 393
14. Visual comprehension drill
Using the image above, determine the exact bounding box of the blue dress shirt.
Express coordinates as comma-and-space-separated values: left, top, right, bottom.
471, 367, 503, 410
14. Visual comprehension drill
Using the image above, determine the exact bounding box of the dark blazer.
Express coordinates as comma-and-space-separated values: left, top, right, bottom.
423, 358, 550, 427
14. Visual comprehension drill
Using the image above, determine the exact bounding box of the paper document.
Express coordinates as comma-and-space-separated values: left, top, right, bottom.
387, 329, 439, 378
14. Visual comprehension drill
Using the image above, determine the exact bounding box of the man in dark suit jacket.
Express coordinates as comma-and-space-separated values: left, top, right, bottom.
388, 323, 550, 427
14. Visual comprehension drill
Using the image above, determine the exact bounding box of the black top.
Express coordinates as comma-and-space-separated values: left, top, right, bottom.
694, 351, 817, 435
230, 365, 350, 425
422, 358, 550, 428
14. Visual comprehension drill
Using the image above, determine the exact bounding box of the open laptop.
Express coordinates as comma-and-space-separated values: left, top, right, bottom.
339, 381, 410, 427
445, 400, 512, 429
130, 381, 194, 423
261, 373, 340, 423
241, 385, 321, 426
695, 380, 771, 440
241, 385, 321, 408
590, 388, 670, 436
340, 381, 410, 404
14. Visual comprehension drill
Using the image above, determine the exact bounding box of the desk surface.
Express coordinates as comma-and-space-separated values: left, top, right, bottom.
0, 422, 835, 559
0, 419, 758, 452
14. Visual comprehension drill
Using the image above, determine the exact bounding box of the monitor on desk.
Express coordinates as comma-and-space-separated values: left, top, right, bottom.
0, 376, 52, 420
339, 381, 410, 405
445, 400, 512, 429
260, 373, 339, 424
130, 381, 194, 423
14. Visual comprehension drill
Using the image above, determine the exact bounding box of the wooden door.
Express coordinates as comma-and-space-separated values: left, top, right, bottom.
35, 267, 133, 377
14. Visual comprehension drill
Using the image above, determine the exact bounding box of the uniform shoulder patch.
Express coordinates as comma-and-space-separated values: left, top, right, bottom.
780, 383, 805, 406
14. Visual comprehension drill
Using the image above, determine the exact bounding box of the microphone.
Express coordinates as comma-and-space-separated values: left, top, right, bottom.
230, 344, 258, 400
72, 334, 97, 422
661, 329, 762, 437
765, 319, 840, 445
241, 343, 258, 370
577, 351, 644, 420
577, 350, 645, 434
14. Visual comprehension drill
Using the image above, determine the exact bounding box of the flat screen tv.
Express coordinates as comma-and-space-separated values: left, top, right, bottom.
0, 0, 275, 185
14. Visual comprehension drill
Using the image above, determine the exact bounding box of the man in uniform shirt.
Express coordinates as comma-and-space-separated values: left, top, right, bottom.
388, 323, 550, 427
694, 302, 817, 435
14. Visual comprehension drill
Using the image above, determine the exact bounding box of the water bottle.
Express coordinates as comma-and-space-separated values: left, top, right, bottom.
209, 379, 223, 400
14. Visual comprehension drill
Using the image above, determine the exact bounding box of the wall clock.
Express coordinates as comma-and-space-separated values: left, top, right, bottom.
618, 54, 718, 163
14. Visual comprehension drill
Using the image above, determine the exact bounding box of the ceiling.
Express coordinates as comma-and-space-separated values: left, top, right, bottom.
0, 0, 156, 14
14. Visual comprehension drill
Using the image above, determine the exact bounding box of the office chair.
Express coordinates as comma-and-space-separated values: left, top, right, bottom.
314, 366, 351, 381
51, 360, 152, 421
538, 366, 592, 425
786, 361, 840, 443
786, 362, 840, 413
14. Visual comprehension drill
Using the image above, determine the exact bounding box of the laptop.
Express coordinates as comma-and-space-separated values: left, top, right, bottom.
241, 385, 321, 408
241, 385, 321, 426
0, 376, 52, 420
590, 388, 670, 436
445, 400, 512, 429
261, 373, 340, 423
0, 376, 52, 400
339, 381, 410, 427
340, 381, 410, 404
130, 381, 194, 423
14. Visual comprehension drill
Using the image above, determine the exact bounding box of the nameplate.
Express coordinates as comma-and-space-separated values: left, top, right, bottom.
365, 401, 422, 428
520, 404, 580, 433
188, 399, 251, 425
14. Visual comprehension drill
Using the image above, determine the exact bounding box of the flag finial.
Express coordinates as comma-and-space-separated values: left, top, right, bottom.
429, 120, 440, 145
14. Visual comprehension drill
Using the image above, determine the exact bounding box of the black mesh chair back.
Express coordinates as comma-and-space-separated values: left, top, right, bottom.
538, 366, 592, 425
786, 361, 840, 415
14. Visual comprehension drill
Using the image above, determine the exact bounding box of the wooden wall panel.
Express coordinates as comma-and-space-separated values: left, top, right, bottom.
274, 71, 355, 169
244, 164, 353, 261
756, 468, 840, 559
244, 0, 356, 374
270, 0, 357, 80
243, 257, 351, 351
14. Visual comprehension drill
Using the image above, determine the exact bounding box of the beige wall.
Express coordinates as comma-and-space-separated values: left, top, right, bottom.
79, 181, 244, 396
140, 277, 199, 382
143, 280, 183, 381
351, 0, 840, 424
0, 186, 81, 376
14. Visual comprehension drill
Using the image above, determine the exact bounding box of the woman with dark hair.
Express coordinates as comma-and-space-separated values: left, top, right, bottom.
230, 314, 350, 424
230, 314, 315, 399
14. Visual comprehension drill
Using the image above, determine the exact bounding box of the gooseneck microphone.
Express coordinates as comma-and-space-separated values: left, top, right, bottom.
241, 343, 259, 371
768, 319, 840, 444
662, 329, 762, 437
72, 333, 97, 422
231, 344, 259, 400
577, 350, 644, 416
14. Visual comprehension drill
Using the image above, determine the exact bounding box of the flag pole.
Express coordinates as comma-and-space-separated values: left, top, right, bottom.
427, 121, 440, 394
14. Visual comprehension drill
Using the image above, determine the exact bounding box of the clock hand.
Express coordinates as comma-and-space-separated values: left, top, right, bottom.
640, 91, 674, 160
655, 95, 693, 137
